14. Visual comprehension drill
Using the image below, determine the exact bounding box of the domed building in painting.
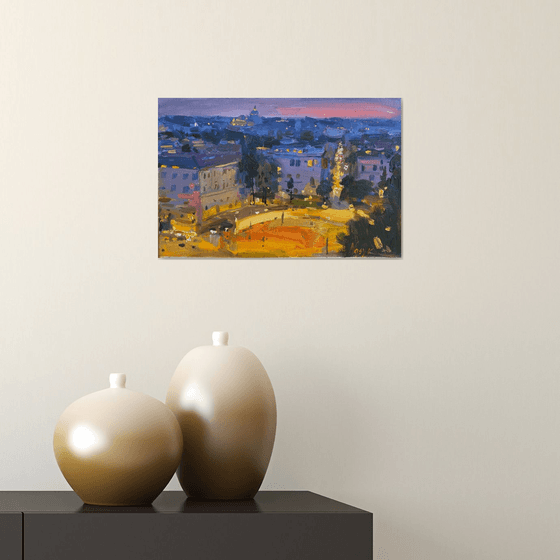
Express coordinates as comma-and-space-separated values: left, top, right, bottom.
248, 105, 262, 125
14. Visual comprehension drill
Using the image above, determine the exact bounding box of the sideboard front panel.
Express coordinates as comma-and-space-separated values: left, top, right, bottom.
24, 511, 373, 560
0, 512, 22, 560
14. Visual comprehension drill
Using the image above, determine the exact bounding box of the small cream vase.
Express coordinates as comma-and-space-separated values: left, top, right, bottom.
53, 373, 183, 506
166, 332, 277, 500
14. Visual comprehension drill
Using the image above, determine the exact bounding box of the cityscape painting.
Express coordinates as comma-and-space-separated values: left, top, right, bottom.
158, 98, 401, 258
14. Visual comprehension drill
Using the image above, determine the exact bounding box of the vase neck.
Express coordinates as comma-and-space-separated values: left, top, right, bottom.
212, 332, 229, 346
109, 373, 126, 388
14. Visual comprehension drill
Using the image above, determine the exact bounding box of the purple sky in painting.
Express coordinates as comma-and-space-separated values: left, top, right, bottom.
159, 98, 401, 119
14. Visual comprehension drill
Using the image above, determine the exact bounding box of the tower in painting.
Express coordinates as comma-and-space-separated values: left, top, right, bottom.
248, 105, 262, 125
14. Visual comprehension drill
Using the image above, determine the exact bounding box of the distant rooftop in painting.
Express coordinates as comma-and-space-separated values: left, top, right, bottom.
159, 153, 241, 169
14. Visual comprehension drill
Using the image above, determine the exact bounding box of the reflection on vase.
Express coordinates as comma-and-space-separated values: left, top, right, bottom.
181, 498, 262, 513
79, 504, 157, 514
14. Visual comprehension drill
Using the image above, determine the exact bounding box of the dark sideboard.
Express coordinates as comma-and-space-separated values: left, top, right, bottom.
0, 491, 373, 560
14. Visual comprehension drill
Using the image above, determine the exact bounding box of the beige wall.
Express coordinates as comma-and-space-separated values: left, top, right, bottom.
1, 1, 559, 558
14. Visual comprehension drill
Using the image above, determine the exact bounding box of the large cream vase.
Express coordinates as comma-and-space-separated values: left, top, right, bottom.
166, 332, 277, 500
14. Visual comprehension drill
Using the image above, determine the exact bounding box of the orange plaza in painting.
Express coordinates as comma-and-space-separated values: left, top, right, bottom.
158, 98, 401, 258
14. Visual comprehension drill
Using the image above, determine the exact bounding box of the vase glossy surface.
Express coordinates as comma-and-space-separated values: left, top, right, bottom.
53, 373, 183, 506
166, 332, 277, 500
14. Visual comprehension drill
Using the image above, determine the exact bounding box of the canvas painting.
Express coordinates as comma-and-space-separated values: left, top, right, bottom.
158, 98, 401, 258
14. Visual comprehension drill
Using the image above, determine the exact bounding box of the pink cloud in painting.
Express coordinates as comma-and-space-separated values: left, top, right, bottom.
276, 102, 400, 119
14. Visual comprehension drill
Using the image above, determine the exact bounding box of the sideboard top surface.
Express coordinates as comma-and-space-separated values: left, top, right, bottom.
0, 491, 370, 515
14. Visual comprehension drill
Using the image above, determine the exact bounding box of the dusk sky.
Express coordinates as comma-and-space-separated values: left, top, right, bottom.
159, 98, 401, 119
